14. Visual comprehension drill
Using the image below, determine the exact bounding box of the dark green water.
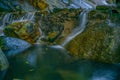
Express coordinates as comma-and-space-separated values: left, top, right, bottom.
1, 45, 120, 80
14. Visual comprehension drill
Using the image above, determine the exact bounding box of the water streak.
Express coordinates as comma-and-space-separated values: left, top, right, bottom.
13, 12, 36, 22
0, 12, 36, 35
69, 0, 96, 9
62, 10, 88, 46
0, 13, 12, 30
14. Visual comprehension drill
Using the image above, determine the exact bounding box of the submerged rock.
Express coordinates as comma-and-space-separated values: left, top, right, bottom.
4, 21, 40, 44
65, 10, 120, 63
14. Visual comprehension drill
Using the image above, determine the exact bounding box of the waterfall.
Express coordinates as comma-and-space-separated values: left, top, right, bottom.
13, 12, 36, 22
0, 12, 36, 36
61, 0, 96, 46
61, 10, 88, 46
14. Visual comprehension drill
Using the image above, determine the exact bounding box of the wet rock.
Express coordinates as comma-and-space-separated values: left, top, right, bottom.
65, 10, 120, 63
29, 0, 48, 10
0, 0, 22, 12
96, 6, 111, 10
0, 36, 31, 57
4, 21, 40, 44
40, 8, 81, 44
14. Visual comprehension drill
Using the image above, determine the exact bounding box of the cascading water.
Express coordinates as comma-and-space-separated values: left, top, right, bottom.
61, 0, 115, 46
0, 13, 12, 30
13, 12, 36, 22
61, 0, 95, 46
0, 12, 36, 36
61, 10, 89, 46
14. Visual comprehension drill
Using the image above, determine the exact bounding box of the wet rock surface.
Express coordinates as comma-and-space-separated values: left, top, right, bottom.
0, 36, 31, 57
40, 8, 81, 44
65, 9, 120, 63
3, 21, 40, 44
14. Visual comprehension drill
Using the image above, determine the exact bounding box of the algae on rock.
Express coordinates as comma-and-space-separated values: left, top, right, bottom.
3, 21, 40, 44
65, 10, 120, 63
40, 8, 81, 44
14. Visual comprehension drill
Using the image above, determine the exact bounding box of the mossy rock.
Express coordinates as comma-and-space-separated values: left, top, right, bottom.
40, 8, 81, 44
89, 10, 108, 20
4, 21, 40, 44
65, 10, 120, 63
29, 0, 48, 10
96, 6, 111, 10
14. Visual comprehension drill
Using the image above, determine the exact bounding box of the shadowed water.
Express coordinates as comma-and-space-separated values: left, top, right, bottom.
1, 45, 120, 80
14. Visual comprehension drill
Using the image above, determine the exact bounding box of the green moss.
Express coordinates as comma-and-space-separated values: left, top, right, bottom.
40, 8, 81, 43
65, 10, 120, 63
96, 6, 111, 10
3, 21, 40, 44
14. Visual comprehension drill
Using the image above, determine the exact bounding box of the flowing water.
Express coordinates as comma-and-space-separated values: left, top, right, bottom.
0, 12, 36, 37
2, 45, 120, 80
61, 10, 88, 46
62, 0, 95, 46
61, 0, 115, 46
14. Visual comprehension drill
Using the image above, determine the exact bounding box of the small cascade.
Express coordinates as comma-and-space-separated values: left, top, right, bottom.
13, 12, 36, 22
61, 10, 88, 46
61, 0, 113, 46
0, 12, 36, 36
0, 13, 12, 30
61, 0, 97, 46
69, 0, 96, 9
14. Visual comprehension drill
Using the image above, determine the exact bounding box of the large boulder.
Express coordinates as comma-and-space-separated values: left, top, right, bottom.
65, 9, 120, 63
0, 36, 31, 57
3, 21, 40, 44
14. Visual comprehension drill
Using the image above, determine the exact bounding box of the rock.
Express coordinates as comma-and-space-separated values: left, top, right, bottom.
29, 0, 49, 10
40, 8, 81, 44
0, 0, 22, 12
96, 6, 111, 10
4, 21, 40, 44
0, 36, 31, 57
65, 10, 120, 63
0, 48, 9, 71
116, 0, 120, 7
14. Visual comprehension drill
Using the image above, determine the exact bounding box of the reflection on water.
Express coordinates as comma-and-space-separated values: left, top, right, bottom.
2, 45, 120, 80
